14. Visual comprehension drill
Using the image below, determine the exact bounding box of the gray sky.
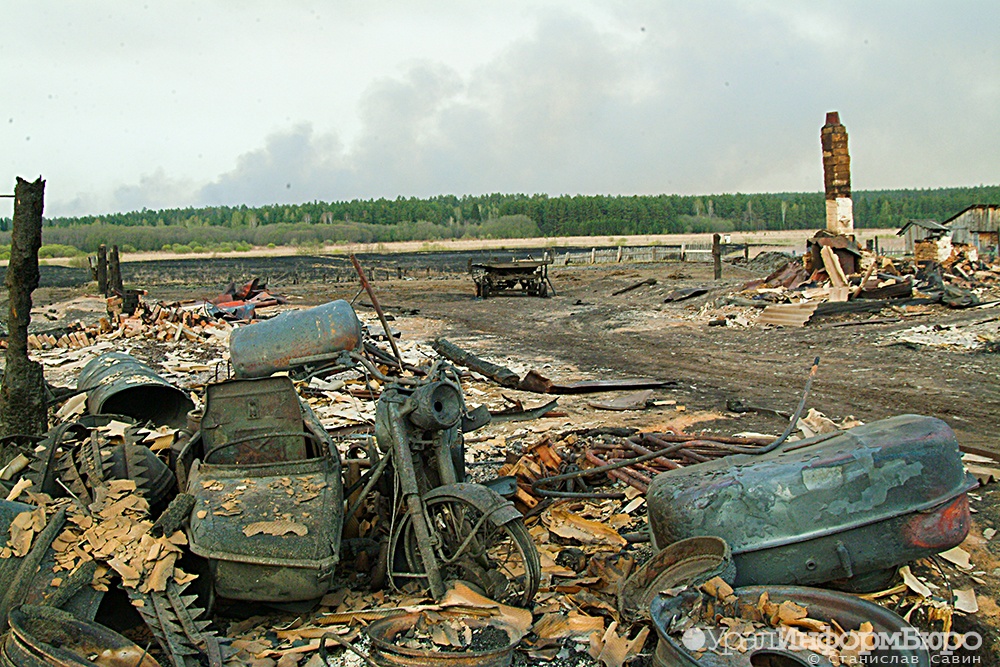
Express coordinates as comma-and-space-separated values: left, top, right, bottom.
2, 1, 998, 218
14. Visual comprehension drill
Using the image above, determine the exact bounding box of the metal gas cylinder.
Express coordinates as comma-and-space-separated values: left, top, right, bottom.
229, 299, 363, 378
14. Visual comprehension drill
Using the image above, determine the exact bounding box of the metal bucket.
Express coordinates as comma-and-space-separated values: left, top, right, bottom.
229, 299, 363, 378
78, 353, 194, 429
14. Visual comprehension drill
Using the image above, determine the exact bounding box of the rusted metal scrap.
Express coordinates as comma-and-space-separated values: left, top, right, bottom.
650, 584, 931, 667
517, 369, 675, 394
365, 611, 520, 667
351, 253, 404, 370
210, 276, 285, 309
489, 397, 560, 422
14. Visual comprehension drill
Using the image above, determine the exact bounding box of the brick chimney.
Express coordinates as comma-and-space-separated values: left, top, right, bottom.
821, 111, 853, 234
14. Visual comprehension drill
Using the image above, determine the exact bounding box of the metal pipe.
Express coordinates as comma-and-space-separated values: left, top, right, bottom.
640, 434, 706, 464
585, 450, 648, 493
606, 459, 653, 485
350, 254, 404, 372
532, 440, 693, 498
622, 440, 683, 470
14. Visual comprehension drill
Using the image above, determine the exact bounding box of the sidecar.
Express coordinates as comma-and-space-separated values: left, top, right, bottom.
175, 376, 344, 602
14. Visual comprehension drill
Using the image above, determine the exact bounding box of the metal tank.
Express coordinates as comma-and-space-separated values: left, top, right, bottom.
646, 414, 976, 591
228, 299, 363, 378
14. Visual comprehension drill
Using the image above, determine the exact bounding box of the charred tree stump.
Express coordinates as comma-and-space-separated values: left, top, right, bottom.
1, 177, 49, 442
97, 244, 108, 295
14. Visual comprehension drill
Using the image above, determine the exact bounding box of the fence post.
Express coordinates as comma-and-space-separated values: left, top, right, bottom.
712, 234, 722, 279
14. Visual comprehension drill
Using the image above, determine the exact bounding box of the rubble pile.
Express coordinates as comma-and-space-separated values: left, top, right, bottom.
0, 274, 995, 666
699, 244, 1000, 330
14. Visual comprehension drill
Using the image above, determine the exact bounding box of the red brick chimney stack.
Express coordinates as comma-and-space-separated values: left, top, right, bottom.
821, 111, 853, 234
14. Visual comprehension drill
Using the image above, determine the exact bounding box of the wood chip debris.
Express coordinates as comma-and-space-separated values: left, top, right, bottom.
243, 520, 310, 537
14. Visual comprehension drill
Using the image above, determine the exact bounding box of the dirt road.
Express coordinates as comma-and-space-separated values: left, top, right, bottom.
272, 260, 998, 455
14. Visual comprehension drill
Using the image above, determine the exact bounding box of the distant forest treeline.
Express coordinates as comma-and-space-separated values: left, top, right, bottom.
2, 186, 998, 253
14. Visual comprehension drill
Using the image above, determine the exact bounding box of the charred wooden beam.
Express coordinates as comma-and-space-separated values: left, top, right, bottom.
432, 337, 520, 388
1, 177, 49, 441
97, 243, 108, 295
108, 244, 123, 295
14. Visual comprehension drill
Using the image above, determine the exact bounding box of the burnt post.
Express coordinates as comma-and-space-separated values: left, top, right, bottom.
712, 233, 722, 280
97, 244, 108, 295
108, 245, 123, 295
0, 177, 49, 440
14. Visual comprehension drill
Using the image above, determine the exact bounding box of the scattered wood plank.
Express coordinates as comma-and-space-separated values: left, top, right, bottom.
611, 278, 656, 296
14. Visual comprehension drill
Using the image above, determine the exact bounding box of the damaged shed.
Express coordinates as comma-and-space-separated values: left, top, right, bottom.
943, 204, 1000, 255
897, 218, 950, 255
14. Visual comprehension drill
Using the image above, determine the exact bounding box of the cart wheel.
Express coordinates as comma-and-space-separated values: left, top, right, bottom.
395, 491, 540, 607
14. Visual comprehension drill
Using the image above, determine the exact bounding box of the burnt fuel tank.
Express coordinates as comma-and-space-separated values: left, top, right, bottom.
646, 414, 976, 591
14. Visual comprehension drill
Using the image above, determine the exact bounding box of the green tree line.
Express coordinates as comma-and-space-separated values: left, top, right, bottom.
1, 186, 997, 253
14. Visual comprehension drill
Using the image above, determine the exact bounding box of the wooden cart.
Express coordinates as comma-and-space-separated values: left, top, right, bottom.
470, 259, 553, 298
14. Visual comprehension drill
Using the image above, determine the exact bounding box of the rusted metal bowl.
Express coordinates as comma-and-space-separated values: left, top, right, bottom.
3, 604, 161, 667
619, 535, 734, 622
365, 612, 519, 667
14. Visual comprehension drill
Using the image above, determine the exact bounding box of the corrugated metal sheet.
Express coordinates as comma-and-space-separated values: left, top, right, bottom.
757, 302, 819, 327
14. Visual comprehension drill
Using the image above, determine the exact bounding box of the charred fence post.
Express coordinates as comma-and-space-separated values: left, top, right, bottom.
108, 245, 123, 295
97, 244, 108, 295
712, 233, 722, 279
0, 177, 49, 442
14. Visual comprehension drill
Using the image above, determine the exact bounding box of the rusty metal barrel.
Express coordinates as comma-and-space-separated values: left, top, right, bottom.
78, 353, 195, 429
229, 299, 363, 378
